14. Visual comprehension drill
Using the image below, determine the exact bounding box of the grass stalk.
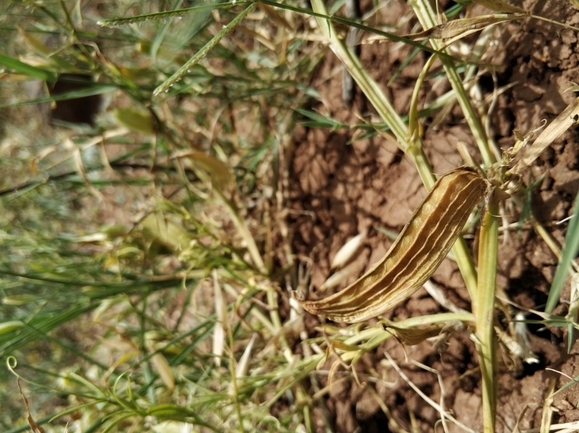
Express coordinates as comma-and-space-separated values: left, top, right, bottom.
308, 0, 408, 150
475, 202, 499, 433
408, 0, 495, 168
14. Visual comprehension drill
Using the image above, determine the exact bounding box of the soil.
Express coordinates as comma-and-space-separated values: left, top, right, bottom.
288, 1, 579, 432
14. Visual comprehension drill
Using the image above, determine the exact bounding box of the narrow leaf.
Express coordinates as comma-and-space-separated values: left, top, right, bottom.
0, 54, 56, 81
474, 0, 526, 13
0, 82, 116, 109
405, 14, 524, 41
173, 151, 234, 194
98, 1, 238, 27
508, 97, 579, 178
151, 352, 175, 392
546, 189, 579, 313
17, 25, 53, 56
212, 269, 226, 367
113, 108, 154, 135
154, 3, 255, 96
331, 230, 367, 269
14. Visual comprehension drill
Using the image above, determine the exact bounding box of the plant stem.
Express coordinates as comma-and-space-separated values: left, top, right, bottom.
409, 0, 495, 168
308, 0, 408, 150
476, 202, 499, 433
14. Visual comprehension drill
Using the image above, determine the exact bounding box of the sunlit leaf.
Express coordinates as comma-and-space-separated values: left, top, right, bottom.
0, 54, 56, 81
113, 108, 154, 135
546, 190, 579, 314
405, 14, 524, 42
141, 212, 193, 252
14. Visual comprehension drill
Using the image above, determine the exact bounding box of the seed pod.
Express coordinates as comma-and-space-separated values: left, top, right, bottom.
295, 166, 489, 323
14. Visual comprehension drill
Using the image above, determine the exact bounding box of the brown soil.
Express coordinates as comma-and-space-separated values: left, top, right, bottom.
288, 1, 579, 432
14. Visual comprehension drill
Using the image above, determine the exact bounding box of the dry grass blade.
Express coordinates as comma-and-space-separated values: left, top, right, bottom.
229, 334, 257, 396
17, 379, 45, 433
474, 0, 526, 13
508, 97, 579, 178
405, 14, 524, 42
212, 269, 227, 367
295, 166, 489, 323
540, 378, 556, 433
151, 353, 175, 392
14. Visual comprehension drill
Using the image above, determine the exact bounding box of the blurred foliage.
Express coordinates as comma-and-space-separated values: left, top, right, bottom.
0, 0, 326, 431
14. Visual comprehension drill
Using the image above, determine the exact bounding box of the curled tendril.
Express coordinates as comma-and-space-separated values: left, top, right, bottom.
7, 355, 18, 372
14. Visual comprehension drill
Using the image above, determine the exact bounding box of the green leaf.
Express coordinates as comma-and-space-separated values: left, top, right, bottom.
113, 108, 154, 135
294, 108, 348, 129
546, 190, 579, 319
98, 1, 236, 27
0, 54, 56, 81
153, 3, 255, 96
0, 81, 116, 108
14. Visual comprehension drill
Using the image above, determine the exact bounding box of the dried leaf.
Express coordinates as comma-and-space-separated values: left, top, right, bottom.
405, 14, 524, 41
173, 151, 235, 194
508, 97, 579, 177
474, 0, 525, 13
212, 269, 227, 367
17, 379, 45, 433
151, 352, 175, 392
229, 334, 257, 395
235, 333, 256, 378
383, 322, 444, 346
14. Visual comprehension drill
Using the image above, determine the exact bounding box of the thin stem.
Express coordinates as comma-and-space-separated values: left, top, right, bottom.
308, 0, 408, 150
475, 202, 499, 433
409, 0, 495, 168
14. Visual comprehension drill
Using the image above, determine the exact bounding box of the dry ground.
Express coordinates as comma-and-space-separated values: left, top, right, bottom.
288, 1, 579, 431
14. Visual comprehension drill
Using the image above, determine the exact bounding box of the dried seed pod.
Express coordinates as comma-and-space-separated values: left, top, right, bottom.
295, 166, 489, 323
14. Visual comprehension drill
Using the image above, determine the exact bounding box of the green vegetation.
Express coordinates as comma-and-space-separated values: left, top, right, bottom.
1, 1, 579, 432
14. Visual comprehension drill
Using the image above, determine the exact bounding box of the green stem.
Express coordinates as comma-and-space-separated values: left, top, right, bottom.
476, 203, 499, 433
308, 0, 408, 150
409, 0, 495, 168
